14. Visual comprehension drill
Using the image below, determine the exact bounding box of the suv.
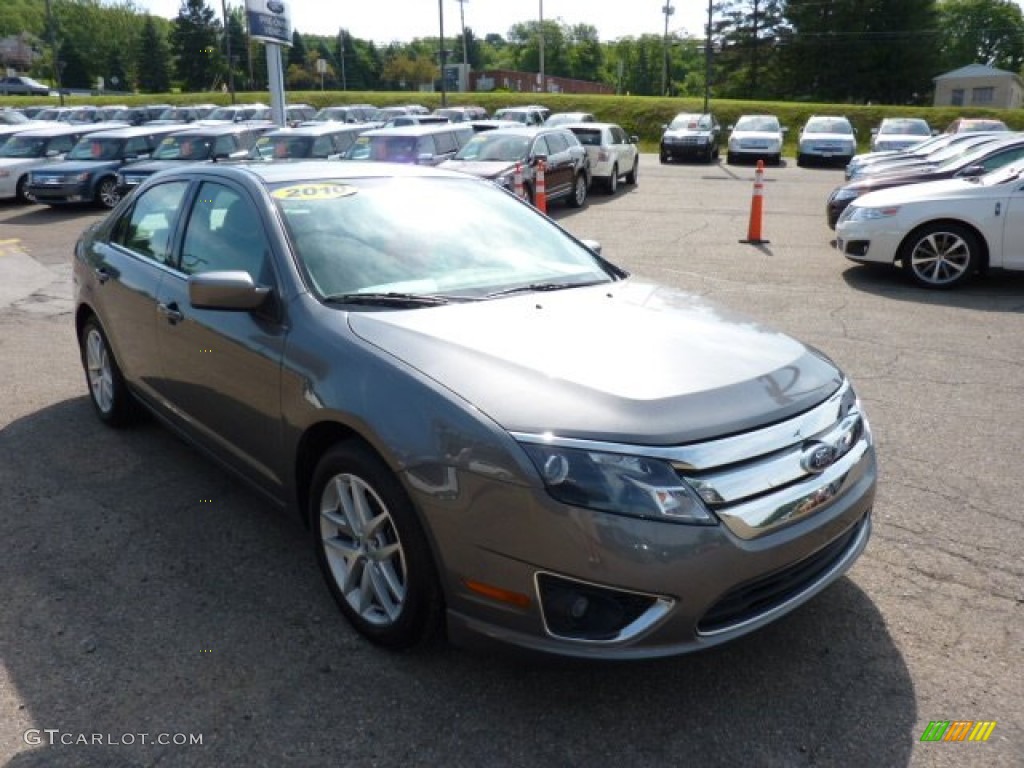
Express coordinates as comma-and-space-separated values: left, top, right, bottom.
439, 125, 591, 208
564, 122, 638, 194
116, 123, 268, 194
492, 107, 547, 126
660, 112, 721, 163
250, 123, 368, 160
796, 116, 857, 167
869, 118, 933, 153
27, 124, 186, 208
344, 123, 474, 165
0, 122, 124, 202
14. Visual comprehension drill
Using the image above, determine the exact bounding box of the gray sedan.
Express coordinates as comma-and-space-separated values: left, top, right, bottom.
73, 162, 876, 659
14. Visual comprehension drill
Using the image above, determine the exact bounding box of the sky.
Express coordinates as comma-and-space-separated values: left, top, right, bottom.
131, 1, 710, 45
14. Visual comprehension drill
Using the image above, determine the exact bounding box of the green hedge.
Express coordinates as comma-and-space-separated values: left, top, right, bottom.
7, 90, 1022, 156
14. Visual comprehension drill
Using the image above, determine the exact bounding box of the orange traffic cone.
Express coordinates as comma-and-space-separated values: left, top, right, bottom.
740, 159, 769, 244
535, 159, 548, 214
514, 162, 524, 200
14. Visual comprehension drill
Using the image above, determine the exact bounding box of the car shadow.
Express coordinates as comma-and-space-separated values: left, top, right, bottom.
840, 263, 1024, 313
1, 396, 916, 766
0, 204, 103, 226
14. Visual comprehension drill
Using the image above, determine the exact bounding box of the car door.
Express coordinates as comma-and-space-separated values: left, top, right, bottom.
153, 179, 287, 492
543, 131, 574, 199
87, 179, 190, 400
999, 180, 1024, 270
611, 125, 635, 172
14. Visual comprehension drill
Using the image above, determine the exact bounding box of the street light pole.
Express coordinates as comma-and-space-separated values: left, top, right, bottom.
661, 2, 674, 97
44, 0, 64, 106
457, 0, 469, 82
220, 0, 236, 103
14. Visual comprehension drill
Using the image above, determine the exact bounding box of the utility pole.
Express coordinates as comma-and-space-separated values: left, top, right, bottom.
704, 0, 713, 113
661, 1, 674, 97
457, 0, 469, 92
221, 0, 236, 103
44, 0, 64, 106
338, 30, 347, 90
538, 0, 545, 94
438, 0, 447, 106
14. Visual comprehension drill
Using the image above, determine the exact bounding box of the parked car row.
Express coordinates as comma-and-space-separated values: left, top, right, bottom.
829, 126, 1024, 288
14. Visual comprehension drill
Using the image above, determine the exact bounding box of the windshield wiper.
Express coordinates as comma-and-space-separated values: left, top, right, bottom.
324, 291, 454, 307
484, 280, 607, 299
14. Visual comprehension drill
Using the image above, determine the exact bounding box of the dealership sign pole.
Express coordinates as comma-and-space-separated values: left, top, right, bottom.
245, 0, 292, 127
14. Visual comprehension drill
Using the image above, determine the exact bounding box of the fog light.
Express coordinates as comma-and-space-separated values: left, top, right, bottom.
536, 573, 669, 642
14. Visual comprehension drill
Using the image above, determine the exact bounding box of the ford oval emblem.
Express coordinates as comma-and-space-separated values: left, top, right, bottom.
266, 0, 285, 13
801, 442, 836, 474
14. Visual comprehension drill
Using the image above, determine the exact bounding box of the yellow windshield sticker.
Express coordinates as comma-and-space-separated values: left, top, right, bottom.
272, 183, 356, 200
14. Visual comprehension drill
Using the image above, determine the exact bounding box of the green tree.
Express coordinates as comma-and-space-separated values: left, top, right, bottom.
780, 0, 939, 104
507, 20, 568, 80
566, 24, 603, 82
936, 0, 1024, 72
136, 15, 171, 93
171, 0, 223, 92
288, 29, 307, 69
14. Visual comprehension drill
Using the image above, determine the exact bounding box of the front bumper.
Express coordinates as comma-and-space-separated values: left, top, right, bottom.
27, 179, 92, 204
834, 217, 905, 264
416, 386, 878, 659
661, 138, 714, 159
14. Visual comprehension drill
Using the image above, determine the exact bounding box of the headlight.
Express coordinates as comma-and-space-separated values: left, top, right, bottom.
847, 204, 900, 222
520, 443, 717, 525
832, 188, 859, 202
74, 172, 91, 182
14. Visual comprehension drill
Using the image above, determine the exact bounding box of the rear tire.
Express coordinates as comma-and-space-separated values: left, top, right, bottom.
310, 442, 442, 649
605, 164, 618, 194
625, 157, 638, 185
568, 173, 587, 208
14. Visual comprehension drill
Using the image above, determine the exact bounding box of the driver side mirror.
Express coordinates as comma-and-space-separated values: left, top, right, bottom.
189, 271, 271, 311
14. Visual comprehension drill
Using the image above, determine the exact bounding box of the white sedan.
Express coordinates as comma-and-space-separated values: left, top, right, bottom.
726, 114, 785, 166
834, 163, 1024, 288
565, 122, 639, 194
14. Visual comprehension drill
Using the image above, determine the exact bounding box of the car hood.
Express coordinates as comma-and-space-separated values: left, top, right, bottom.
801, 131, 854, 143
854, 177, 988, 208
663, 129, 713, 139
731, 130, 781, 141
121, 159, 183, 174
347, 281, 842, 444
37, 159, 121, 174
438, 159, 518, 179
0, 157, 47, 171
849, 165, 953, 191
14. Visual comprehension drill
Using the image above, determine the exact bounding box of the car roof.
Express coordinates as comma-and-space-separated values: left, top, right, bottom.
10, 122, 126, 137
564, 122, 619, 130
158, 159, 477, 186
361, 123, 467, 136
74, 125, 186, 139
261, 123, 366, 137
166, 123, 263, 137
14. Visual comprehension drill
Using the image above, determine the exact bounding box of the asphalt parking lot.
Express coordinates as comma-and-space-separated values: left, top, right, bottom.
0, 157, 1021, 767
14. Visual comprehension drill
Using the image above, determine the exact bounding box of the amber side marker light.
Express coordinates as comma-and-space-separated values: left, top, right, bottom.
463, 578, 531, 608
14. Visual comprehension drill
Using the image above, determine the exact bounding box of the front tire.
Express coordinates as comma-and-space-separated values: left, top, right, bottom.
15, 175, 34, 204
899, 223, 979, 289
79, 316, 138, 426
96, 177, 121, 209
310, 442, 442, 649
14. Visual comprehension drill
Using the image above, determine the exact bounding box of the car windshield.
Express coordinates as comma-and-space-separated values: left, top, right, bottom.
932, 137, 1001, 166
735, 116, 779, 132
805, 119, 852, 134
454, 133, 530, 161
879, 119, 930, 136
111, 109, 140, 121
272, 176, 615, 300
34, 109, 63, 121
669, 114, 708, 130
152, 135, 214, 160
0, 111, 29, 124
312, 108, 349, 121
68, 138, 124, 161
979, 162, 1024, 186
0, 136, 47, 158
253, 135, 313, 159
345, 135, 422, 162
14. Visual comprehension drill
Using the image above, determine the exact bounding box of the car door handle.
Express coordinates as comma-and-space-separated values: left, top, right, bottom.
93, 266, 110, 284
157, 302, 184, 324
